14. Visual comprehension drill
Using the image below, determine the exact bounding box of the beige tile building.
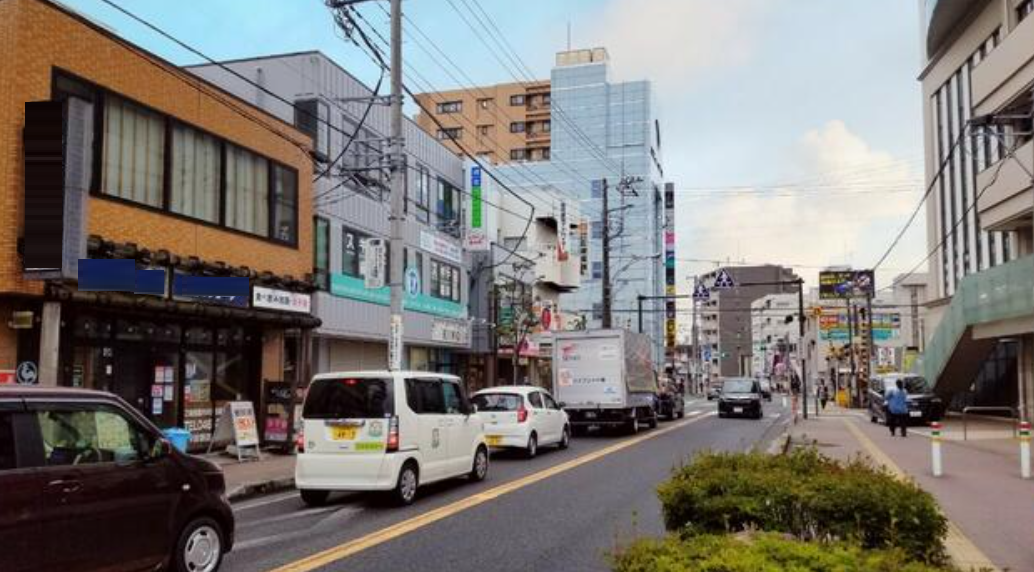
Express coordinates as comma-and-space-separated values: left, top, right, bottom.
919, 0, 1034, 414
413, 80, 551, 164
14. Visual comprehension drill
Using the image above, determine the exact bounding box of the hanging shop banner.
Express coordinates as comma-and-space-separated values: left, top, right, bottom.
421, 230, 463, 264
431, 319, 471, 345
465, 166, 490, 251
819, 270, 875, 300
819, 312, 901, 341
253, 286, 311, 314
664, 182, 676, 348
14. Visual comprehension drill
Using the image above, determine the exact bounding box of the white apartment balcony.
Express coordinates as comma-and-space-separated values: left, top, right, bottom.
971, 12, 1034, 116
537, 245, 581, 292
977, 139, 1033, 232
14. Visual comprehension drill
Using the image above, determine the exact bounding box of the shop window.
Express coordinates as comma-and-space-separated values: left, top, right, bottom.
184, 326, 214, 346
170, 123, 221, 224
102, 94, 165, 208
214, 352, 248, 402
430, 260, 461, 302
184, 351, 213, 407
216, 327, 244, 347
0, 412, 15, 470
225, 144, 270, 237
342, 226, 371, 277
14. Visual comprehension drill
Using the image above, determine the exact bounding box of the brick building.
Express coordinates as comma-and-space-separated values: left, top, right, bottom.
0, 0, 318, 449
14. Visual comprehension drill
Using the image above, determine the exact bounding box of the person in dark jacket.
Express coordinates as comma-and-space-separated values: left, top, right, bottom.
886, 379, 909, 437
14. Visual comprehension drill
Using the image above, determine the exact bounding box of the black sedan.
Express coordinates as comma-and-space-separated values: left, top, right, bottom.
718, 378, 764, 419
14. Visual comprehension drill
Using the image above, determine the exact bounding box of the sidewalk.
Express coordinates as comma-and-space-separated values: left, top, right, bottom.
203, 451, 296, 502
787, 408, 1034, 572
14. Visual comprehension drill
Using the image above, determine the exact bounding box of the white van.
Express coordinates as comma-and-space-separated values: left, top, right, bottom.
295, 371, 489, 506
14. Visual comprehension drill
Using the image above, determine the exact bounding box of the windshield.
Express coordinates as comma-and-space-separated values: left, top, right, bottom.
885, 377, 930, 394
722, 379, 755, 394
472, 393, 522, 411
303, 378, 393, 419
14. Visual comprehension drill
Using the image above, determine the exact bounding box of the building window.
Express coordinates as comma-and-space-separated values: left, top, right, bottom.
431, 260, 461, 302
225, 144, 269, 237
509, 94, 525, 106
542, 120, 551, 133
293, 99, 328, 159
510, 121, 526, 133
478, 98, 492, 110
314, 216, 330, 290
436, 101, 462, 114
592, 303, 603, 320
436, 179, 461, 237
437, 127, 462, 141
477, 125, 490, 136
272, 165, 298, 244
591, 261, 603, 279
412, 165, 431, 222
102, 95, 165, 208
542, 148, 551, 160
342, 226, 371, 278
169, 123, 221, 223
510, 148, 528, 161
542, 93, 551, 105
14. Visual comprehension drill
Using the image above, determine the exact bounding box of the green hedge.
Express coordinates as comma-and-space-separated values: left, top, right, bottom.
612, 533, 957, 572
657, 450, 948, 565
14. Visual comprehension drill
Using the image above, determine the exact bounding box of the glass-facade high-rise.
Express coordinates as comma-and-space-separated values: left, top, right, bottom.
493, 48, 667, 361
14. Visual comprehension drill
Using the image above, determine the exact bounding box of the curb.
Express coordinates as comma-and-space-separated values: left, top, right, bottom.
767, 431, 791, 455
228, 477, 296, 503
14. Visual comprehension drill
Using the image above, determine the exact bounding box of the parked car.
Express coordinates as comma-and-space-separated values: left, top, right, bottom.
656, 379, 686, 420
295, 371, 489, 506
0, 386, 234, 572
706, 384, 722, 401
868, 374, 944, 425
717, 378, 764, 419
471, 386, 570, 458
758, 379, 773, 401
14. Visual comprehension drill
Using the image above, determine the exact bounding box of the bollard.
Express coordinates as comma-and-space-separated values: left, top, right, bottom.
1020, 421, 1031, 479
931, 422, 943, 477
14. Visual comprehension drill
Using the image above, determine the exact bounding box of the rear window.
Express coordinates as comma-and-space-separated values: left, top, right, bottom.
303, 378, 393, 419
472, 393, 522, 411
722, 379, 755, 394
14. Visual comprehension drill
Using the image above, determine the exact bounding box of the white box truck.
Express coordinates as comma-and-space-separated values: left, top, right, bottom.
552, 329, 659, 434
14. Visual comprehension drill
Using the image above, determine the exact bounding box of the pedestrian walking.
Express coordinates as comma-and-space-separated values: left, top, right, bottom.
820, 384, 829, 410
886, 379, 909, 437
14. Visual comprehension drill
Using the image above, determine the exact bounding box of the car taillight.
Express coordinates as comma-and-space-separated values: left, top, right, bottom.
295, 429, 305, 453
387, 416, 400, 452
517, 406, 528, 423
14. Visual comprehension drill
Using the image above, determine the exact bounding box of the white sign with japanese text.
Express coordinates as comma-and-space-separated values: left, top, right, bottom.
253, 286, 311, 314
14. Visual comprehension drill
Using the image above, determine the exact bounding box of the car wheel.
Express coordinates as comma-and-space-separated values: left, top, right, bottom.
173, 517, 223, 572
677, 408, 685, 419
718, 411, 725, 418
647, 414, 658, 429
870, 413, 878, 424
526, 433, 538, 459
558, 426, 571, 450
300, 489, 330, 507
393, 462, 419, 506
470, 446, 489, 482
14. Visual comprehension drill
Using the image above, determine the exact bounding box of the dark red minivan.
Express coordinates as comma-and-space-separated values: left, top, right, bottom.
0, 386, 234, 572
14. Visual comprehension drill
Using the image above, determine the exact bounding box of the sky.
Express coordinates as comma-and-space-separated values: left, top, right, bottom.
59, 0, 928, 306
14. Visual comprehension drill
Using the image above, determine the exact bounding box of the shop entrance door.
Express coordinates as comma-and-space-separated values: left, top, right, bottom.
112, 349, 149, 416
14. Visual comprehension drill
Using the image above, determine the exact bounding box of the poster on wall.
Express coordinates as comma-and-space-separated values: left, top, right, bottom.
465, 165, 490, 251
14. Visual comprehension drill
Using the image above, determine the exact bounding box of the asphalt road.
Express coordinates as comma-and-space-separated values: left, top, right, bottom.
225, 397, 791, 572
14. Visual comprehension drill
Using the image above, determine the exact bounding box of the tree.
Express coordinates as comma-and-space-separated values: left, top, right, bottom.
495, 277, 539, 384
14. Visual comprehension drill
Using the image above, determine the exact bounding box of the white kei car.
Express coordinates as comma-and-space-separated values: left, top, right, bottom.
295, 371, 489, 506
471, 386, 571, 458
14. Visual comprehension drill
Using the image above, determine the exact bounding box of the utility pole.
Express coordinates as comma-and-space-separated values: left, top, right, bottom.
387, 0, 405, 371
847, 299, 857, 406
601, 178, 612, 329
797, 279, 809, 419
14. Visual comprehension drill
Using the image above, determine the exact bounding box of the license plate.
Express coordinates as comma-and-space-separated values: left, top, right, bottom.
733, 407, 743, 414
330, 426, 358, 441
486, 435, 502, 446
585, 412, 597, 419
909, 411, 922, 418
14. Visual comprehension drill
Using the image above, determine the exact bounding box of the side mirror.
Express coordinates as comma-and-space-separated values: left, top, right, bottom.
558, 402, 566, 409
150, 438, 173, 460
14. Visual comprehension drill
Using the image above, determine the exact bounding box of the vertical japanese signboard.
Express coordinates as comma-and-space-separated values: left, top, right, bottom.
465, 165, 489, 251
557, 200, 570, 261
664, 183, 676, 349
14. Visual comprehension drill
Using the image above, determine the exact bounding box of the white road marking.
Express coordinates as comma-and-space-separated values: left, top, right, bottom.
234, 491, 300, 512
240, 505, 342, 529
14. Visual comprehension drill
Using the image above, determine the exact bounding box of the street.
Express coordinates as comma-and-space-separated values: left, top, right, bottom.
225, 399, 790, 572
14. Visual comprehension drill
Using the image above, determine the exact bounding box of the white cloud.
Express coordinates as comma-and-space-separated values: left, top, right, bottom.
676, 120, 924, 287
582, 0, 771, 88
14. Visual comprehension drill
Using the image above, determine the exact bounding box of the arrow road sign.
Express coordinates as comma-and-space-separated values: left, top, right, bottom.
712, 269, 736, 290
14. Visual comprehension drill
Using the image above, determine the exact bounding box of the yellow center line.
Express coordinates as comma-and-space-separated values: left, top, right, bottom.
841, 418, 999, 572
268, 412, 716, 572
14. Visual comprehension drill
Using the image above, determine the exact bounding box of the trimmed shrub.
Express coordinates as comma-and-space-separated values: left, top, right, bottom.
657, 449, 948, 564
612, 532, 958, 572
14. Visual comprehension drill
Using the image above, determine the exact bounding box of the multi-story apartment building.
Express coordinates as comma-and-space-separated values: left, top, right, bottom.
0, 0, 317, 450
414, 80, 552, 164
919, 0, 1033, 414
751, 294, 800, 380
190, 51, 473, 378
695, 266, 799, 381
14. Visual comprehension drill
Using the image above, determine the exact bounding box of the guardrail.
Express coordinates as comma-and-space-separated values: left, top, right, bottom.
961, 406, 1019, 440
